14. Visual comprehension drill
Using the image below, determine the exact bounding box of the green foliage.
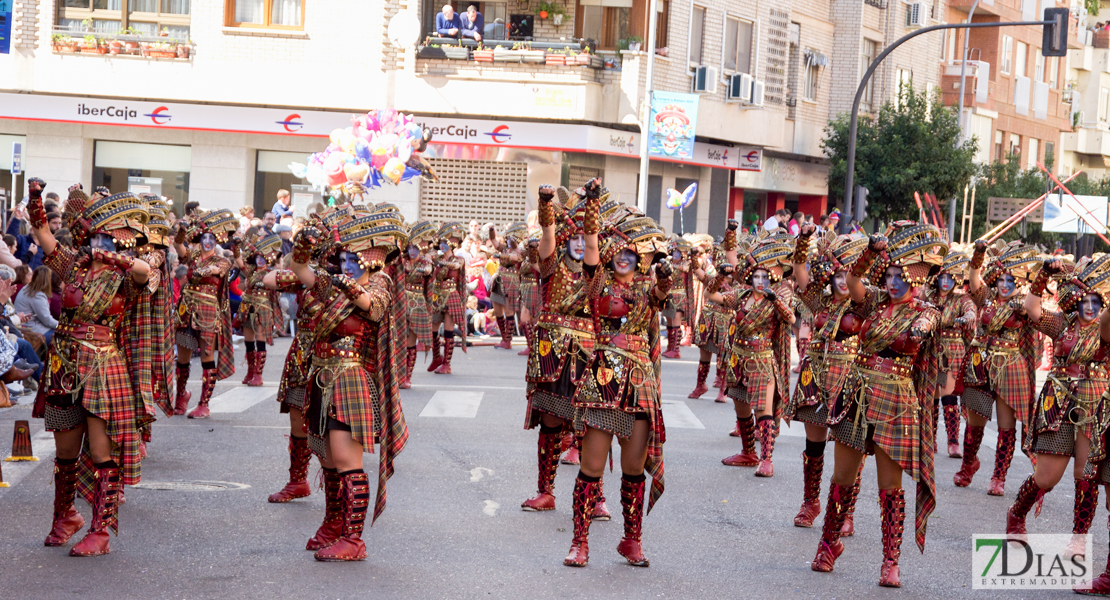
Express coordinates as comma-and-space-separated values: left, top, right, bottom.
1087, 0, 1100, 18
822, 85, 978, 224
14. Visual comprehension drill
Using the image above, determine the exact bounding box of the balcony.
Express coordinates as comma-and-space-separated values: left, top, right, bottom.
1063, 127, 1110, 157
49, 28, 194, 61
940, 61, 994, 111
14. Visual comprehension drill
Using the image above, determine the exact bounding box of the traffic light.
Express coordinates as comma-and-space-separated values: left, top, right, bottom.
1042, 8, 1069, 57
855, 185, 869, 223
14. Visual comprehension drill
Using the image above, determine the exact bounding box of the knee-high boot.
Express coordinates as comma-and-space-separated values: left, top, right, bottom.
268, 435, 311, 503
794, 451, 824, 527
662, 327, 681, 359
1075, 514, 1110, 595
1007, 475, 1052, 535
44, 458, 84, 546
521, 427, 562, 511
174, 362, 191, 416
754, 417, 776, 477
688, 361, 710, 399
427, 332, 443, 372
564, 473, 602, 567
954, 424, 985, 487
187, 363, 217, 419
401, 346, 417, 389
69, 461, 120, 557
517, 322, 532, 356
1067, 479, 1100, 558
723, 414, 759, 466
496, 316, 514, 350
313, 470, 370, 561
942, 397, 962, 457
987, 428, 1016, 496
306, 468, 343, 550
616, 473, 649, 567
878, 488, 906, 588
840, 457, 866, 537
811, 481, 859, 572
434, 334, 454, 374
241, 350, 256, 385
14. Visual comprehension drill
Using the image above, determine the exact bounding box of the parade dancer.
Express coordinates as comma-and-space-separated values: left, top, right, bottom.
563, 187, 667, 568
955, 241, 1040, 495
516, 233, 542, 357
811, 222, 945, 588
400, 220, 436, 388
785, 227, 866, 529
522, 184, 615, 519
173, 209, 238, 419
1007, 257, 1110, 559
237, 233, 283, 387
689, 236, 735, 403
427, 222, 467, 375
710, 230, 795, 476
289, 208, 408, 561
661, 236, 692, 360
925, 250, 976, 458
491, 222, 527, 350
32, 182, 154, 556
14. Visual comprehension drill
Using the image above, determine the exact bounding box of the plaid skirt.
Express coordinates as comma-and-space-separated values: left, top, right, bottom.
277, 329, 313, 413
694, 303, 731, 354
786, 348, 853, 423
239, 293, 275, 345
404, 290, 433, 347
831, 367, 924, 483
936, 336, 967, 387
520, 281, 541, 316
431, 289, 465, 325
176, 291, 224, 354
1029, 377, 1106, 456
662, 289, 688, 321
964, 347, 1032, 422
726, 350, 775, 413
490, 271, 521, 313
304, 358, 382, 460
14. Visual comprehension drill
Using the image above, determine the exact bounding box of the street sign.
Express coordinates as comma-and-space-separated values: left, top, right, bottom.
10, 141, 20, 176
1043, 194, 1108, 233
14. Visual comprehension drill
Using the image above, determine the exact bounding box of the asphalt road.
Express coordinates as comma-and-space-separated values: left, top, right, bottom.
0, 337, 1084, 599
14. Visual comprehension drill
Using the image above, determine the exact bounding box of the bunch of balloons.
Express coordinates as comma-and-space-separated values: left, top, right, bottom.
290, 109, 433, 195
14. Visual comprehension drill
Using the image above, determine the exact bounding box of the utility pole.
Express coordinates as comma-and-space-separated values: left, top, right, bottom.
636, 0, 659, 213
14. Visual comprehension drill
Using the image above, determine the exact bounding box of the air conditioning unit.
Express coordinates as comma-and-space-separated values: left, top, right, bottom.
751, 81, 766, 107
693, 65, 718, 93
906, 2, 926, 28
727, 73, 754, 102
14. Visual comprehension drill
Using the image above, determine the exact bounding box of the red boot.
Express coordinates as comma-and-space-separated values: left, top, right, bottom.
314, 470, 370, 561
517, 322, 531, 356
434, 336, 454, 374
306, 468, 343, 550
245, 350, 265, 386
943, 403, 962, 458
592, 494, 612, 521
723, 415, 759, 467
173, 362, 191, 416
522, 429, 561, 511
268, 435, 312, 503
495, 316, 514, 350
426, 332, 443, 372
241, 350, 256, 385
400, 346, 417, 389
688, 361, 710, 399
987, 428, 1016, 496
878, 488, 906, 588
44, 459, 85, 546
1067, 479, 1100, 558
561, 433, 581, 465
681, 325, 693, 347
841, 459, 865, 537
754, 417, 776, 477
1007, 475, 1051, 536
662, 327, 681, 359
712, 366, 724, 389
812, 481, 857, 572
564, 474, 601, 567
954, 424, 985, 487
1076, 514, 1110, 595
187, 366, 217, 419
616, 474, 650, 567
70, 461, 120, 557
794, 452, 823, 527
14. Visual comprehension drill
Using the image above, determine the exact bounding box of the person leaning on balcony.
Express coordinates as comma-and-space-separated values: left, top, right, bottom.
461, 5, 483, 42
436, 4, 462, 38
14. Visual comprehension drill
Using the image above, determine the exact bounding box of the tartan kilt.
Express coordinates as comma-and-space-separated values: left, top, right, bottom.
176, 292, 223, 354
833, 367, 923, 482
726, 351, 775, 413
1029, 377, 1106, 455
786, 351, 852, 423
404, 290, 433, 347
694, 303, 732, 354
662, 289, 688, 321
964, 348, 1032, 422
240, 293, 275, 345
490, 271, 521, 313
936, 336, 967, 387
432, 289, 465, 325
304, 362, 382, 460
520, 281, 541, 316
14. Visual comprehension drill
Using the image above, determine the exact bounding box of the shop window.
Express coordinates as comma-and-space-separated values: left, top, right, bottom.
723, 16, 752, 74
93, 141, 191, 210
576, 1, 632, 51
56, 0, 190, 37
0, 135, 27, 212
255, 150, 311, 215
225, 0, 303, 29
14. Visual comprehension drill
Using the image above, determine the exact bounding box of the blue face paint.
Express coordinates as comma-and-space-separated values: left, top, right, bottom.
884, 267, 911, 299
200, 233, 217, 252
611, 248, 638, 275
407, 244, 420, 259
997, 274, 1016, 298
1080, 293, 1103, 322
90, 233, 117, 253
567, 235, 585, 261
938, 273, 955, 292
340, 251, 365, 280
255, 255, 267, 268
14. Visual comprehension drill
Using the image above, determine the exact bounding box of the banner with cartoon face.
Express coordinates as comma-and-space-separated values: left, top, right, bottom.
648, 91, 700, 160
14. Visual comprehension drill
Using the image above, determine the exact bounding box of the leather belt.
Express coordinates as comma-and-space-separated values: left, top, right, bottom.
735, 337, 771, 351
312, 344, 361, 360
598, 333, 648, 353
184, 288, 218, 301
538, 313, 595, 335
56, 322, 114, 343
810, 339, 858, 354
855, 353, 913, 377
938, 329, 964, 339
1051, 363, 1108, 380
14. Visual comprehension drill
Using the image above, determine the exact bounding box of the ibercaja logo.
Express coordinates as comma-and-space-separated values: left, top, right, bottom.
973, 534, 1093, 590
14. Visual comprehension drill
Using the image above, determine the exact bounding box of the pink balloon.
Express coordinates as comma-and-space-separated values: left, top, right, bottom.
323, 153, 346, 186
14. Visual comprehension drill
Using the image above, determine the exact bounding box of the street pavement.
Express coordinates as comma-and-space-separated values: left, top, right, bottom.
0, 336, 1084, 599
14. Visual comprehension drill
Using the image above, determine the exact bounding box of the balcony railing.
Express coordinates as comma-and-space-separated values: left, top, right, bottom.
417, 42, 604, 69
49, 27, 195, 60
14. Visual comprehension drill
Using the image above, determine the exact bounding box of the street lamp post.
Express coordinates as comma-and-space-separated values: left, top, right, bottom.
636, 0, 659, 213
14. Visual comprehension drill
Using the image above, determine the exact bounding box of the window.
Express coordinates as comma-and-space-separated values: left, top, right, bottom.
655, 1, 670, 50
1027, 138, 1039, 170
225, 0, 303, 29
861, 40, 877, 110
1045, 141, 1055, 168
1015, 41, 1027, 78
723, 16, 752, 73
1101, 87, 1110, 122
1049, 57, 1059, 88
994, 130, 1004, 162
802, 60, 819, 101
92, 141, 192, 208
1001, 35, 1013, 74
688, 5, 706, 67
895, 68, 912, 108
1009, 133, 1021, 159
575, 2, 632, 51
1034, 50, 1044, 82
56, 0, 191, 36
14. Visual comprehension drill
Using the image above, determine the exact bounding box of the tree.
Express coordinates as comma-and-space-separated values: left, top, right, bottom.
821, 85, 979, 226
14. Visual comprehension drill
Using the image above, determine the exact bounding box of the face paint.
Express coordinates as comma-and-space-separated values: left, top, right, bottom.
340, 251, 366, 280
255, 255, 267, 268
751, 269, 770, 292
1080, 293, 1103, 322
833, 271, 849, 295
938, 273, 955, 293
567, 235, 585, 261
612, 248, 639, 276
884, 266, 911, 300
672, 250, 682, 261
200, 233, 217, 252
439, 240, 450, 254
996, 274, 1016, 298
89, 233, 116, 253
407, 244, 420, 259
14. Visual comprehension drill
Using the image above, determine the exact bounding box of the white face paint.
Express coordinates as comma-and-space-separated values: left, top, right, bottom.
567, 235, 585, 261
612, 248, 639, 276
200, 233, 217, 252
751, 269, 770, 292
996, 274, 1016, 298
938, 273, 955, 293
833, 271, 849, 295
1080, 293, 1103, 323
884, 266, 911, 300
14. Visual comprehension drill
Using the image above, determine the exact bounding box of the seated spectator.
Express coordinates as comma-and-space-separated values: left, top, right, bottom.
436, 4, 462, 38
461, 5, 483, 41
484, 17, 506, 40
12, 264, 30, 296
0, 267, 42, 388
0, 234, 19, 268
14, 266, 58, 347
465, 295, 481, 335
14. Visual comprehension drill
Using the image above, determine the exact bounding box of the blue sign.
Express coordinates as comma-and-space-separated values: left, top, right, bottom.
0, 0, 11, 55
11, 142, 21, 176
648, 91, 700, 160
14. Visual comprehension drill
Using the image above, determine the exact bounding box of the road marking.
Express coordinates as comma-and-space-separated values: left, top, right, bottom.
0, 430, 54, 491
409, 384, 525, 391
661, 400, 705, 429
208, 387, 277, 413
419, 391, 483, 418
483, 500, 500, 517
469, 467, 493, 482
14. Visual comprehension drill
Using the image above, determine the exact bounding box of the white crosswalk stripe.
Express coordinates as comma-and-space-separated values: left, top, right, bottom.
661, 400, 705, 429
419, 391, 484, 418
208, 387, 277, 413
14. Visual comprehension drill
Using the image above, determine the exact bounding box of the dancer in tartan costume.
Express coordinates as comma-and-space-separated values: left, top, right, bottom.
516, 232, 542, 357
785, 227, 867, 530
426, 222, 467, 375
236, 232, 284, 387
924, 250, 976, 459
562, 181, 667, 568
661, 235, 692, 360
399, 220, 436, 388
490, 222, 527, 350
689, 235, 735, 403
955, 240, 1040, 495
173, 209, 238, 419
31, 180, 155, 557
288, 204, 408, 562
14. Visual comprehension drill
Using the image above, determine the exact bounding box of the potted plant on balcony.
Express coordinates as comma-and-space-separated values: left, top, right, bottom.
473, 42, 495, 62
148, 42, 177, 59
520, 43, 545, 63
121, 26, 141, 55
534, 2, 566, 24
176, 40, 192, 59
443, 40, 470, 60
494, 42, 524, 62
626, 36, 643, 52
545, 49, 566, 66
418, 38, 448, 59
81, 35, 105, 54
107, 36, 123, 55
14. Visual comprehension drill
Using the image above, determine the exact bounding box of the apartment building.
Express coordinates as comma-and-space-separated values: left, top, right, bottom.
1060, 3, 1110, 179
0, 0, 949, 233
